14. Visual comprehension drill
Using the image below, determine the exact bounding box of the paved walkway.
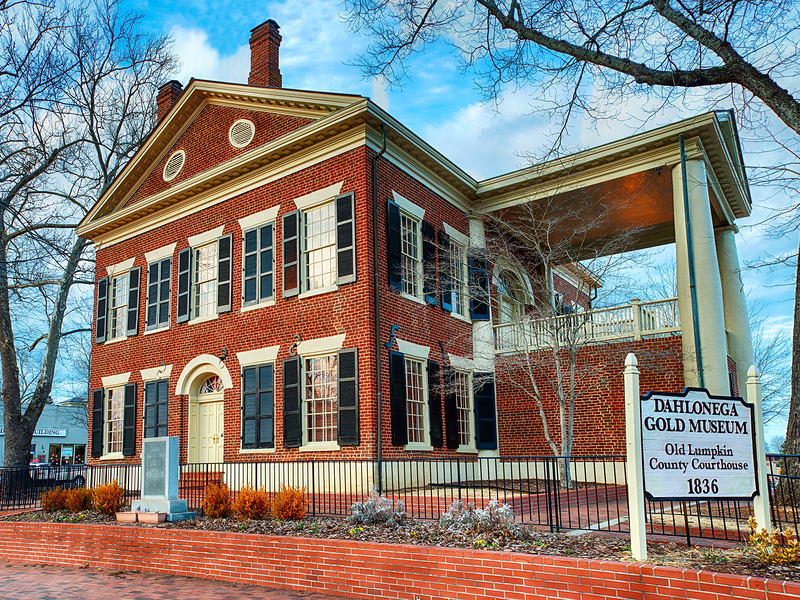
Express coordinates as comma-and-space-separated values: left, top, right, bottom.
0, 560, 357, 600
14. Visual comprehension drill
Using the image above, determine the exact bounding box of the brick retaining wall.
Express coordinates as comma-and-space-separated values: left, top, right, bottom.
0, 522, 797, 599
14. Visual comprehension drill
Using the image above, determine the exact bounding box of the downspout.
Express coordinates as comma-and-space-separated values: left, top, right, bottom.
679, 134, 704, 389
372, 124, 387, 494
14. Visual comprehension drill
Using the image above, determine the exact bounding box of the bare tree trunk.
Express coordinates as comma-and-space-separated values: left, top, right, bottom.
783, 236, 800, 468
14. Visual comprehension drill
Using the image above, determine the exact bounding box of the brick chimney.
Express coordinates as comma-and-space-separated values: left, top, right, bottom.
156, 80, 183, 121
249, 19, 282, 87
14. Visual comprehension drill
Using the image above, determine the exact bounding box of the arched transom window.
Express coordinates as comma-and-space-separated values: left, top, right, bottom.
199, 375, 224, 394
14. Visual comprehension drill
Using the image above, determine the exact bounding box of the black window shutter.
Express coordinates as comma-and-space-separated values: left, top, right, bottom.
438, 231, 452, 312
144, 381, 156, 439
258, 364, 274, 448
122, 382, 137, 456
338, 348, 359, 446
282, 356, 302, 448
389, 350, 407, 446
474, 373, 497, 450
176, 248, 192, 323
336, 192, 356, 285
469, 254, 490, 320
156, 379, 169, 437
282, 211, 300, 298
260, 223, 274, 302
125, 267, 141, 337
427, 359, 443, 448
443, 366, 459, 449
158, 258, 171, 327
387, 199, 402, 291
146, 263, 158, 329
243, 228, 258, 306
422, 221, 438, 306
91, 388, 104, 457
241, 366, 258, 449
95, 277, 108, 344
217, 234, 232, 313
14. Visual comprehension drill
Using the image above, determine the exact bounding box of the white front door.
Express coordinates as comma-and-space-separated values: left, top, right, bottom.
198, 399, 224, 463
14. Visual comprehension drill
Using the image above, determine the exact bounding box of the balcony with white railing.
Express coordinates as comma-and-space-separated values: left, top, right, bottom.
493, 297, 681, 354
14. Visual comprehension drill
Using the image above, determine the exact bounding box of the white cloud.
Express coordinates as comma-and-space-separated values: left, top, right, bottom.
171, 25, 249, 85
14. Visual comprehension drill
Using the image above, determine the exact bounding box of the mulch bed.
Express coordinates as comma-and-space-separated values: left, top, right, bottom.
3, 509, 798, 582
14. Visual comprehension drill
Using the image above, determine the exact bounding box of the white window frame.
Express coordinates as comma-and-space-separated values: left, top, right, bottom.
108, 273, 129, 342
144, 243, 175, 334
297, 333, 346, 452
453, 370, 476, 452
103, 386, 125, 459
302, 201, 337, 295
192, 240, 218, 320
303, 353, 339, 447
450, 241, 469, 320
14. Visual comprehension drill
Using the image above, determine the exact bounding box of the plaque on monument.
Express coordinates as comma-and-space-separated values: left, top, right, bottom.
138, 436, 195, 521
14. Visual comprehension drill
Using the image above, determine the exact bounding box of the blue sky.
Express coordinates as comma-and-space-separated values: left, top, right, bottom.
122, 0, 795, 440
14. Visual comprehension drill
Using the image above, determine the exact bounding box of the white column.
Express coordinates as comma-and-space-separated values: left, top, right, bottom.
715, 226, 754, 395
672, 159, 729, 395
624, 353, 647, 561
470, 217, 499, 457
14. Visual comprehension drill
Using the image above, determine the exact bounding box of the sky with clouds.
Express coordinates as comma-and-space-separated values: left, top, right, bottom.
121, 0, 796, 439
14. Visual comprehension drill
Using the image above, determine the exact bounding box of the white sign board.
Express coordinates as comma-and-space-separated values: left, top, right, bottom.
641, 388, 757, 500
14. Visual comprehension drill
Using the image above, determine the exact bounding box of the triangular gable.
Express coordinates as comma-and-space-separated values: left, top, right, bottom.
78, 79, 362, 234
121, 104, 314, 210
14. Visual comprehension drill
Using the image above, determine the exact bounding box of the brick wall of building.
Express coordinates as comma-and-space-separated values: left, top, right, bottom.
496, 337, 685, 455
1, 523, 796, 600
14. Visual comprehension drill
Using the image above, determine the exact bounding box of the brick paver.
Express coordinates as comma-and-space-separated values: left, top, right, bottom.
0, 560, 356, 600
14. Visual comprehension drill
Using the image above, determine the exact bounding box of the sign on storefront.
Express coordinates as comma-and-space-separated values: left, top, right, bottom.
640, 388, 757, 501
0, 428, 67, 437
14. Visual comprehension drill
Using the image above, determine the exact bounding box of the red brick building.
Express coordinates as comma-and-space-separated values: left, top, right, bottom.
77, 20, 753, 466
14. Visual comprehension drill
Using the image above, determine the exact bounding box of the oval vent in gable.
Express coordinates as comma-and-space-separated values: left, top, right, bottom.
163, 150, 186, 182
229, 119, 256, 148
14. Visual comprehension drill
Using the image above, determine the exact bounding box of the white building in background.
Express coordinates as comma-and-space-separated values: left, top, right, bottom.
0, 403, 88, 465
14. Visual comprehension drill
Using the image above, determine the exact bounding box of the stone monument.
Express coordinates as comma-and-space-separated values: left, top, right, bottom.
137, 436, 195, 521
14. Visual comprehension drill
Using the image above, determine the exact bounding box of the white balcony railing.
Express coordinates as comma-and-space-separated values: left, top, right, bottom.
493, 297, 681, 353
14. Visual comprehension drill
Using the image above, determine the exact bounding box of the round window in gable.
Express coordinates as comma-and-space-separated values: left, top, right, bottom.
229, 119, 256, 148
163, 149, 186, 182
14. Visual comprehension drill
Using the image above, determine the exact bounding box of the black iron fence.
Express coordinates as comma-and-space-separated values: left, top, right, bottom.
2, 454, 798, 545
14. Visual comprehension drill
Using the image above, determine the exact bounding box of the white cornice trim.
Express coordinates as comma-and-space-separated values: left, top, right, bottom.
106, 257, 135, 278
145, 243, 177, 264
238, 206, 280, 231
396, 339, 430, 360
294, 182, 344, 210
188, 225, 225, 247
140, 364, 173, 381
236, 345, 281, 367
101, 372, 131, 388
392, 191, 425, 220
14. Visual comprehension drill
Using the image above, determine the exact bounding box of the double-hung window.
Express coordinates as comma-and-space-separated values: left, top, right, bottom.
282, 343, 359, 450
241, 362, 274, 450
453, 370, 475, 450
282, 189, 356, 299
91, 380, 137, 458
450, 242, 468, 318
95, 259, 141, 343
400, 214, 420, 297
176, 226, 232, 323
388, 342, 444, 451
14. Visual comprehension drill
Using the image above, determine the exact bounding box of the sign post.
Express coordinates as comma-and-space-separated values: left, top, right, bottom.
748, 366, 772, 533
624, 353, 647, 560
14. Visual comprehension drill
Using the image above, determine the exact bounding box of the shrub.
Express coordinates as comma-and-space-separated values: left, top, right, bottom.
440, 499, 524, 539
65, 487, 93, 512
92, 481, 126, 515
272, 485, 306, 520
748, 516, 800, 565
202, 483, 233, 518
347, 486, 409, 526
40, 487, 67, 512
233, 484, 271, 520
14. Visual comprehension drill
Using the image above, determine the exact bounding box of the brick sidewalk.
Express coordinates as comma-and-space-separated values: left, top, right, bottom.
0, 560, 356, 600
